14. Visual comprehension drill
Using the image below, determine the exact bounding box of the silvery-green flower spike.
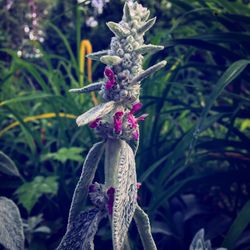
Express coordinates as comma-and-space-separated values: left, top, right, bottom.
137, 17, 156, 35
100, 55, 123, 65
134, 205, 157, 250
69, 82, 103, 93
107, 21, 129, 37
67, 141, 104, 229
86, 50, 108, 61
63, 2, 164, 250
76, 101, 115, 127
135, 44, 164, 55
130, 60, 167, 85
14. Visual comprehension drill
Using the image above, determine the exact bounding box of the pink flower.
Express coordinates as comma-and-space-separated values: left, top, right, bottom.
137, 114, 148, 121
127, 103, 148, 131
113, 111, 124, 134
114, 111, 124, 119
105, 79, 115, 90
132, 129, 139, 141
136, 182, 142, 190
107, 187, 115, 215
127, 113, 138, 129
89, 118, 101, 128
130, 102, 143, 114
104, 67, 115, 79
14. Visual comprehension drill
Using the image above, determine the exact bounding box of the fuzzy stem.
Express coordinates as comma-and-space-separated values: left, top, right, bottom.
104, 138, 122, 188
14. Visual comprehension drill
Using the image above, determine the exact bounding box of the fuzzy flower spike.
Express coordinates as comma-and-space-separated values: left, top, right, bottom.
58, 2, 166, 250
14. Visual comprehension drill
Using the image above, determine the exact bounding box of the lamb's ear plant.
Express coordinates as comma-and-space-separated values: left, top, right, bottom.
57, 1, 166, 249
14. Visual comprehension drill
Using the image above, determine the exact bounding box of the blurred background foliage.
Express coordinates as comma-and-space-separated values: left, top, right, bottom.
0, 0, 250, 249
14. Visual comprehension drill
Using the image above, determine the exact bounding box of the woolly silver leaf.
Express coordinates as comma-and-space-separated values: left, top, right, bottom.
123, 2, 133, 22
189, 229, 227, 250
134, 205, 157, 250
69, 82, 103, 94
128, 130, 139, 155
58, 208, 105, 250
130, 60, 167, 85
112, 141, 137, 250
107, 22, 129, 38
86, 50, 108, 61
67, 141, 104, 229
0, 151, 20, 177
100, 55, 122, 65
0, 197, 24, 250
135, 44, 164, 55
141, 10, 150, 22
76, 101, 115, 127
137, 17, 156, 35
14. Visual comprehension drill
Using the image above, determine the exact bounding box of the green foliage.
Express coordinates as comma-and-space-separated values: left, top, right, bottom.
16, 176, 58, 213
222, 199, 250, 249
0, 0, 250, 249
42, 147, 84, 163
0, 151, 20, 177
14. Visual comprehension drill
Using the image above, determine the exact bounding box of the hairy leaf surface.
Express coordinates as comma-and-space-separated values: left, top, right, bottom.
0, 197, 24, 250
58, 208, 105, 250
112, 141, 137, 250
67, 141, 104, 229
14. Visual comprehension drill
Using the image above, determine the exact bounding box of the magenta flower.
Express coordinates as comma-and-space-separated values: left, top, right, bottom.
127, 113, 138, 129
114, 111, 124, 119
127, 103, 148, 131
89, 118, 101, 128
105, 79, 116, 90
136, 182, 142, 190
107, 187, 115, 215
130, 102, 143, 114
114, 111, 124, 134
104, 67, 115, 79
132, 129, 139, 141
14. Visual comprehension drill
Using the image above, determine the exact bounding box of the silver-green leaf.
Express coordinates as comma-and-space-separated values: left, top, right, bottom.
86, 50, 108, 61
69, 82, 103, 94
58, 208, 105, 250
0, 197, 24, 250
107, 22, 129, 38
112, 141, 137, 250
135, 44, 164, 55
137, 17, 156, 35
67, 141, 105, 229
76, 101, 115, 127
100, 55, 122, 65
130, 60, 167, 85
134, 205, 157, 250
123, 2, 133, 22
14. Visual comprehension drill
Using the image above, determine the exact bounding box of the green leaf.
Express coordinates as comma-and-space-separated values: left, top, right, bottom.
0, 92, 55, 107
0, 197, 25, 250
198, 59, 250, 130
0, 151, 20, 177
222, 199, 250, 249
42, 147, 84, 163
15, 176, 58, 213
